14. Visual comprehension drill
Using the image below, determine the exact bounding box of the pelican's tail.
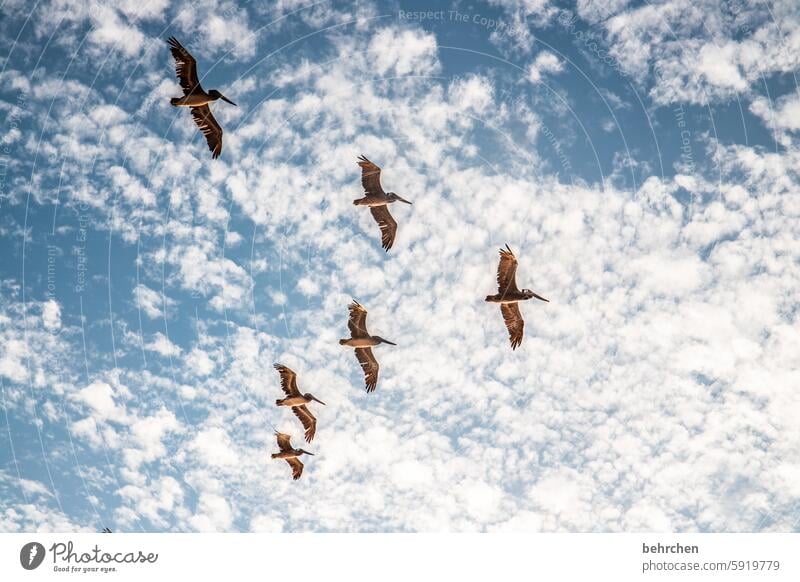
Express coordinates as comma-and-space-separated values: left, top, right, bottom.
353, 198, 367, 206
485, 294, 500, 302
338, 339, 348, 345
170, 97, 180, 106
270, 453, 280, 459
275, 399, 284, 406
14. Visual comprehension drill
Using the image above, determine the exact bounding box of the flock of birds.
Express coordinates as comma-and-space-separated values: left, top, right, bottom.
167, 37, 550, 480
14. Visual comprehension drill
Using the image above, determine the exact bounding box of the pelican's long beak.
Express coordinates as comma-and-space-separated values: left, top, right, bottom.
303, 451, 315, 456
311, 396, 326, 406
533, 293, 550, 302
382, 339, 397, 346
397, 196, 412, 204
220, 94, 237, 106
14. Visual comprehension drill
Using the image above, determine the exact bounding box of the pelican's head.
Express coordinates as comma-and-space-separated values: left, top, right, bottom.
304, 393, 326, 405
387, 192, 412, 205
208, 90, 237, 106
523, 289, 550, 302
374, 336, 397, 346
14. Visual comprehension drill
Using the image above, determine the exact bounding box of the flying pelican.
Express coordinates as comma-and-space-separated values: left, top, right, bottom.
339, 300, 395, 392
354, 156, 412, 251
271, 432, 314, 480
167, 36, 237, 159
485, 245, 549, 349
274, 364, 325, 443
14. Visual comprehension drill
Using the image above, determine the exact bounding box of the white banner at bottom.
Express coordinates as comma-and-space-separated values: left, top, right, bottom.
1, 533, 797, 581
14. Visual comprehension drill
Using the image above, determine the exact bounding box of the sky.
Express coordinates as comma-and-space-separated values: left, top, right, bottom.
0, 0, 798, 533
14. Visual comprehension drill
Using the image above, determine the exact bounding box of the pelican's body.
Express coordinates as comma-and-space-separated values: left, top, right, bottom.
274, 364, 325, 442
354, 156, 412, 251
339, 300, 395, 392
485, 290, 535, 304
339, 337, 383, 348
167, 36, 237, 159
486, 245, 549, 350
271, 432, 314, 480
354, 196, 394, 208
170, 93, 219, 108
271, 450, 305, 460
278, 395, 312, 407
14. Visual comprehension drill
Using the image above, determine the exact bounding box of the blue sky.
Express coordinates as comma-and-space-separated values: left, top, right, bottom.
1, 0, 799, 532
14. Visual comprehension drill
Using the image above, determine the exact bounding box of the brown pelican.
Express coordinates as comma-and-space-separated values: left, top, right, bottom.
354, 156, 412, 251
167, 36, 237, 159
271, 432, 314, 480
485, 245, 549, 349
339, 300, 395, 392
274, 364, 325, 443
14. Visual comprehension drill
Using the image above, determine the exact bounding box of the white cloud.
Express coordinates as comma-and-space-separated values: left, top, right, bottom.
696, 42, 747, 91
0, 337, 28, 383
125, 408, 181, 467
449, 75, 494, 114
488, 0, 558, 54
185, 348, 216, 376
173, 0, 258, 59
527, 51, 564, 83
190, 427, 240, 468
74, 380, 127, 422
134, 284, 176, 319
750, 90, 800, 146
41, 300, 61, 330
367, 27, 439, 77
145, 332, 181, 357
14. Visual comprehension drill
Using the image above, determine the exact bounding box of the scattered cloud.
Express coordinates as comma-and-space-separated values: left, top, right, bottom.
0, 0, 798, 534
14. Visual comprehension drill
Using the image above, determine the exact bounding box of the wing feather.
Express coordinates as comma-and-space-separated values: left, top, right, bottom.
369, 205, 398, 251
167, 36, 200, 95
190, 105, 223, 159
354, 347, 379, 393
274, 364, 301, 397
347, 300, 369, 337
497, 245, 520, 296
500, 303, 524, 350
276, 432, 293, 452
293, 405, 317, 443
357, 155, 384, 197
286, 457, 304, 480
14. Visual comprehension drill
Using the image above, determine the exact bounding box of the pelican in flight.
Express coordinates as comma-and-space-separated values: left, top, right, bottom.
485, 245, 549, 349
354, 156, 412, 251
167, 36, 237, 159
339, 300, 395, 392
274, 364, 325, 443
271, 432, 314, 480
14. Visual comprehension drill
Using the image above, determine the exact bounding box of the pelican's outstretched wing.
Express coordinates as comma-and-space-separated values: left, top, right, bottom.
496, 244, 520, 296
357, 155, 384, 197
369, 205, 398, 251
286, 457, 304, 480
190, 105, 223, 159
500, 303, 525, 350
276, 432, 293, 452
274, 364, 301, 397
292, 405, 317, 443
167, 37, 201, 95
347, 300, 369, 338
354, 347, 379, 393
